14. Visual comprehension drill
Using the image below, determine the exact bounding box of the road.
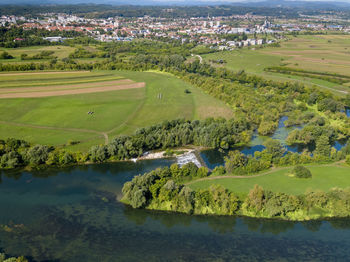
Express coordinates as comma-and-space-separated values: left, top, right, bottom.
191, 54, 203, 64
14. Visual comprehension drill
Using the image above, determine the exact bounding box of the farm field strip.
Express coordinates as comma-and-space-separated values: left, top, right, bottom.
0, 70, 90, 76
0, 75, 124, 88
0, 73, 113, 82
0, 82, 145, 98
0, 79, 135, 94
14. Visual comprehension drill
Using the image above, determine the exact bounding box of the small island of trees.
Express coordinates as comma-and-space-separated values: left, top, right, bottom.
292, 166, 312, 178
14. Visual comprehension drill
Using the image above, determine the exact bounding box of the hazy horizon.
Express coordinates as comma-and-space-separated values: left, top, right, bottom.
2, 0, 350, 5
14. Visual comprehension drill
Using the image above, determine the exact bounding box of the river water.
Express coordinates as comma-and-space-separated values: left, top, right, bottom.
1, 161, 350, 261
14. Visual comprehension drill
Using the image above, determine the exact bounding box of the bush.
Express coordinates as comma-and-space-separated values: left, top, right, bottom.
292, 165, 312, 178
346, 155, 350, 166
0, 51, 14, 59
163, 148, 174, 156
213, 165, 226, 175
67, 140, 80, 146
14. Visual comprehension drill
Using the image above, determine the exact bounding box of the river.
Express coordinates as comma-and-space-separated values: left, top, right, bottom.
1, 161, 350, 261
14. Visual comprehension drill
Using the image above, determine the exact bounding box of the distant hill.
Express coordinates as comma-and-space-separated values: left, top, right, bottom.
1, 0, 350, 8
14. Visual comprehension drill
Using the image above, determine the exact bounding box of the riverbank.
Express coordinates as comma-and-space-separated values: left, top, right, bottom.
0, 144, 210, 174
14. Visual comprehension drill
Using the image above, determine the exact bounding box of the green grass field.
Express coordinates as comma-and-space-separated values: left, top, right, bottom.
0, 46, 75, 63
0, 70, 233, 151
265, 35, 350, 76
203, 35, 350, 96
189, 164, 350, 195
0, 71, 123, 88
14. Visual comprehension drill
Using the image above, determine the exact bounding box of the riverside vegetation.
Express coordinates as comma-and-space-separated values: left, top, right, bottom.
121, 157, 350, 221
0, 253, 28, 262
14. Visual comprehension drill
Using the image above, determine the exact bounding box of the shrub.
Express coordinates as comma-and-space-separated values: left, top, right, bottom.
25, 145, 51, 165
163, 148, 174, 156
0, 51, 14, 59
213, 165, 226, 175
67, 140, 80, 145
346, 155, 350, 166
292, 165, 312, 178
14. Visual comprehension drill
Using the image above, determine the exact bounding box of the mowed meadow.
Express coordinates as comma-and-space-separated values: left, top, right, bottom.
0, 70, 233, 150
189, 163, 350, 195
203, 34, 350, 96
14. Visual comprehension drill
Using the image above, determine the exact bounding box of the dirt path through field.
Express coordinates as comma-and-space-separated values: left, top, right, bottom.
185, 163, 344, 186
0, 79, 134, 93
0, 82, 145, 98
185, 167, 287, 185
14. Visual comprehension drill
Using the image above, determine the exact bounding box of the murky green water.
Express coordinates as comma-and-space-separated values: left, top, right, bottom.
1, 160, 350, 262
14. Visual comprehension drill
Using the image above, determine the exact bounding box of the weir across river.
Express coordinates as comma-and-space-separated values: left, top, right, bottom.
176, 150, 210, 170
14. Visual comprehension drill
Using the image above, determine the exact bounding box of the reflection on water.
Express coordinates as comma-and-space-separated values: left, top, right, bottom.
200, 117, 302, 169
0, 162, 350, 261
344, 107, 350, 118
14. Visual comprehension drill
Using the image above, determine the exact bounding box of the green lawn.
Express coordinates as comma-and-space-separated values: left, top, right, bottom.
0, 70, 233, 151
203, 49, 283, 74
264, 35, 350, 76
189, 164, 350, 195
0, 124, 104, 147
0, 71, 122, 88
108, 71, 234, 135
0, 88, 145, 131
0, 45, 75, 63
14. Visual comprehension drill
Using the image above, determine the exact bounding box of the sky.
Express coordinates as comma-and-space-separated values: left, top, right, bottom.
3, 0, 350, 5
148, 0, 349, 2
